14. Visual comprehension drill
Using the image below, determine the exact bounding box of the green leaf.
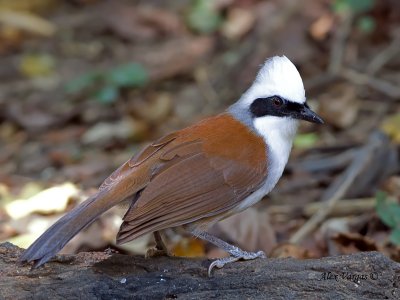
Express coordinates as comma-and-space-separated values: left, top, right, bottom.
389, 228, 400, 245
294, 133, 319, 149
187, 0, 222, 34
95, 85, 119, 104
106, 63, 148, 88
65, 72, 100, 94
375, 191, 400, 228
376, 191, 393, 227
357, 16, 375, 33
333, 0, 375, 13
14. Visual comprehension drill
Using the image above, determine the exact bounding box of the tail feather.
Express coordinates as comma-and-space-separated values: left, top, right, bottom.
19, 188, 132, 268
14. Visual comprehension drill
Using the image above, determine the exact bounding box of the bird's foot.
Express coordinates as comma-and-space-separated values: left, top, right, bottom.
145, 247, 172, 258
208, 250, 265, 277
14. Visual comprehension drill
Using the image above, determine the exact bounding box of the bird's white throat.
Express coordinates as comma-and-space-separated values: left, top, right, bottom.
254, 115, 298, 175
235, 116, 298, 212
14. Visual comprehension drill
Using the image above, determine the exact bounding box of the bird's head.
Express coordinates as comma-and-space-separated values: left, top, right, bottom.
229, 55, 323, 139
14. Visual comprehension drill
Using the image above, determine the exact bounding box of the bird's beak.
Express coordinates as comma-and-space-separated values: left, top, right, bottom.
296, 105, 324, 124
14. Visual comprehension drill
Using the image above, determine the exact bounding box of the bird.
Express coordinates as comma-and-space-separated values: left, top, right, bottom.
19, 55, 323, 275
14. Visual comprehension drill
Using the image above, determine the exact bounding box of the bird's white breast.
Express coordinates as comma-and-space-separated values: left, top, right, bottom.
235, 116, 298, 212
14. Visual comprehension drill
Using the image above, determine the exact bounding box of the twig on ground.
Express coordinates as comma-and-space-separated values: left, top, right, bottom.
289, 132, 382, 244
288, 148, 356, 173
341, 68, 400, 99
367, 37, 400, 75
303, 197, 372, 216
328, 11, 353, 74
268, 198, 375, 218
305, 73, 338, 91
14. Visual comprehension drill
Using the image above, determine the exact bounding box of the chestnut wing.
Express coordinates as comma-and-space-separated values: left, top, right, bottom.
117, 138, 267, 244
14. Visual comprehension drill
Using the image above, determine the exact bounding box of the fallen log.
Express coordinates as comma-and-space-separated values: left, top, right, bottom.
0, 242, 399, 299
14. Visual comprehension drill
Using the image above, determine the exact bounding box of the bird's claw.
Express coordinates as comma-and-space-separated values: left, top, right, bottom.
249, 250, 266, 259
208, 250, 266, 277
208, 256, 240, 277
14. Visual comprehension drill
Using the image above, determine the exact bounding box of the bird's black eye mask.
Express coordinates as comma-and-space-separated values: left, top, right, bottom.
250, 95, 324, 124
250, 96, 305, 118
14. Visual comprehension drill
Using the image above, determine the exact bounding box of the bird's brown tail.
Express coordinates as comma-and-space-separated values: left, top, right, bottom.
19, 187, 132, 268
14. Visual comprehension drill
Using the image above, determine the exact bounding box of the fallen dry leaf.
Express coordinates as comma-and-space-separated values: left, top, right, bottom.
82, 118, 148, 146
5, 183, 78, 219
316, 217, 352, 256
331, 232, 378, 255
127, 92, 172, 124
220, 7, 255, 40
309, 13, 334, 41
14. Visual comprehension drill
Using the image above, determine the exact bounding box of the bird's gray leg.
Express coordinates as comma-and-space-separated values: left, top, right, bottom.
154, 231, 168, 252
145, 231, 171, 258
189, 229, 266, 276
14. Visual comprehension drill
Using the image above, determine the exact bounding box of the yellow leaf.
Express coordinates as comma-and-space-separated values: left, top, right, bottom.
381, 113, 400, 144
172, 237, 205, 257
19, 53, 55, 77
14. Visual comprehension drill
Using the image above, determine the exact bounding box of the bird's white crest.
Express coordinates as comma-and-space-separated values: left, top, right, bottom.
247, 55, 305, 105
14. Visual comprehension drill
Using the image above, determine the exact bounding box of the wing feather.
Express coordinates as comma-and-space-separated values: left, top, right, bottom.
113, 114, 268, 244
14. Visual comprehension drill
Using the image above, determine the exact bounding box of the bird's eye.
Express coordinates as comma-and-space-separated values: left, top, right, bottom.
272, 97, 283, 107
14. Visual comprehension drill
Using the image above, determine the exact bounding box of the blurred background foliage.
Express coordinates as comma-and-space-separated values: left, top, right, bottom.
0, 0, 400, 261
